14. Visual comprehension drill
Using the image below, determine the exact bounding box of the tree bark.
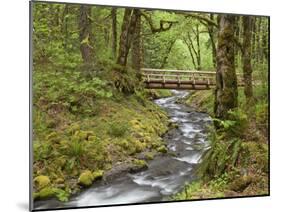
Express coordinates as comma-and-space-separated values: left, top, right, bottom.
116, 9, 138, 66
261, 18, 269, 64
132, 9, 142, 74
242, 16, 254, 105
111, 8, 117, 58
208, 14, 217, 68
186, 30, 201, 70
214, 15, 238, 119
183, 38, 196, 69
195, 24, 201, 70
79, 5, 93, 63
160, 39, 176, 69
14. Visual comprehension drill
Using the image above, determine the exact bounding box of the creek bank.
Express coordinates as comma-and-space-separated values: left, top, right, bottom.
34, 90, 212, 209
33, 90, 173, 203
173, 89, 269, 200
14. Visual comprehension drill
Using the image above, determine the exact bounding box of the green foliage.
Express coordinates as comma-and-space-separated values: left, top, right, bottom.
209, 173, 229, 191
108, 121, 128, 137
214, 108, 248, 137
34, 69, 112, 116
197, 131, 243, 179
53, 188, 70, 202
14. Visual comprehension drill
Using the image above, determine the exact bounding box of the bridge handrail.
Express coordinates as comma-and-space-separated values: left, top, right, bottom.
141, 73, 214, 80
141, 68, 217, 75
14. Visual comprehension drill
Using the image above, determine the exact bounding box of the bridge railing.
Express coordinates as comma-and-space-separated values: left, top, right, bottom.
141, 68, 244, 87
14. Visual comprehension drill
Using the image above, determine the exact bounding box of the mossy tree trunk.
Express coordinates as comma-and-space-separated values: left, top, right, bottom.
132, 9, 142, 77
242, 16, 254, 106
111, 8, 117, 59
78, 5, 94, 63
214, 15, 238, 119
207, 14, 217, 68
160, 39, 176, 69
116, 9, 138, 66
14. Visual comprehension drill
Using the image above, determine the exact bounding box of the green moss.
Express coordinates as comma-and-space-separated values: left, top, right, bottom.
92, 170, 104, 181
144, 152, 154, 160
133, 139, 146, 153
34, 187, 55, 200
118, 139, 130, 150
151, 140, 162, 149
34, 175, 51, 190
157, 145, 168, 153
78, 170, 93, 187
229, 176, 253, 192
133, 159, 148, 169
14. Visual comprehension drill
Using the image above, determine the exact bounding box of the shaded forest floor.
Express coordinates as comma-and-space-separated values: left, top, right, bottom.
173, 87, 269, 200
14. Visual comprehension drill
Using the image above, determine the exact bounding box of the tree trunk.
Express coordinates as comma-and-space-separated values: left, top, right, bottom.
132, 9, 142, 74
116, 9, 138, 66
79, 5, 93, 63
214, 15, 238, 119
256, 17, 262, 64
186, 31, 200, 70
183, 38, 196, 69
251, 17, 256, 66
242, 16, 254, 105
160, 40, 175, 69
208, 14, 217, 68
111, 8, 117, 58
261, 18, 269, 64
195, 24, 201, 70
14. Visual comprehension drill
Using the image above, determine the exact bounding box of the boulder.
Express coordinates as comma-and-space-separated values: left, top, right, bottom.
34, 175, 51, 190
78, 170, 93, 187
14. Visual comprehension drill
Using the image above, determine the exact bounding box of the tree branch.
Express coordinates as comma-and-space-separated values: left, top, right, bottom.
181, 13, 218, 27
141, 12, 178, 33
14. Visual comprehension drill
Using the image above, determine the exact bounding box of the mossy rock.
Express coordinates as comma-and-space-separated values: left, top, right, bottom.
132, 159, 148, 170
78, 170, 93, 187
33, 187, 55, 200
229, 176, 253, 192
144, 152, 154, 160
92, 170, 104, 181
34, 175, 51, 190
157, 145, 168, 153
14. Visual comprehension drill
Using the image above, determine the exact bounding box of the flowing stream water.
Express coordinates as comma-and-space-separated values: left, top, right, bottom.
34, 90, 212, 210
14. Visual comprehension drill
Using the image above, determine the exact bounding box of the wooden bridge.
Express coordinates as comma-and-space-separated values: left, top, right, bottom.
141, 68, 244, 90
